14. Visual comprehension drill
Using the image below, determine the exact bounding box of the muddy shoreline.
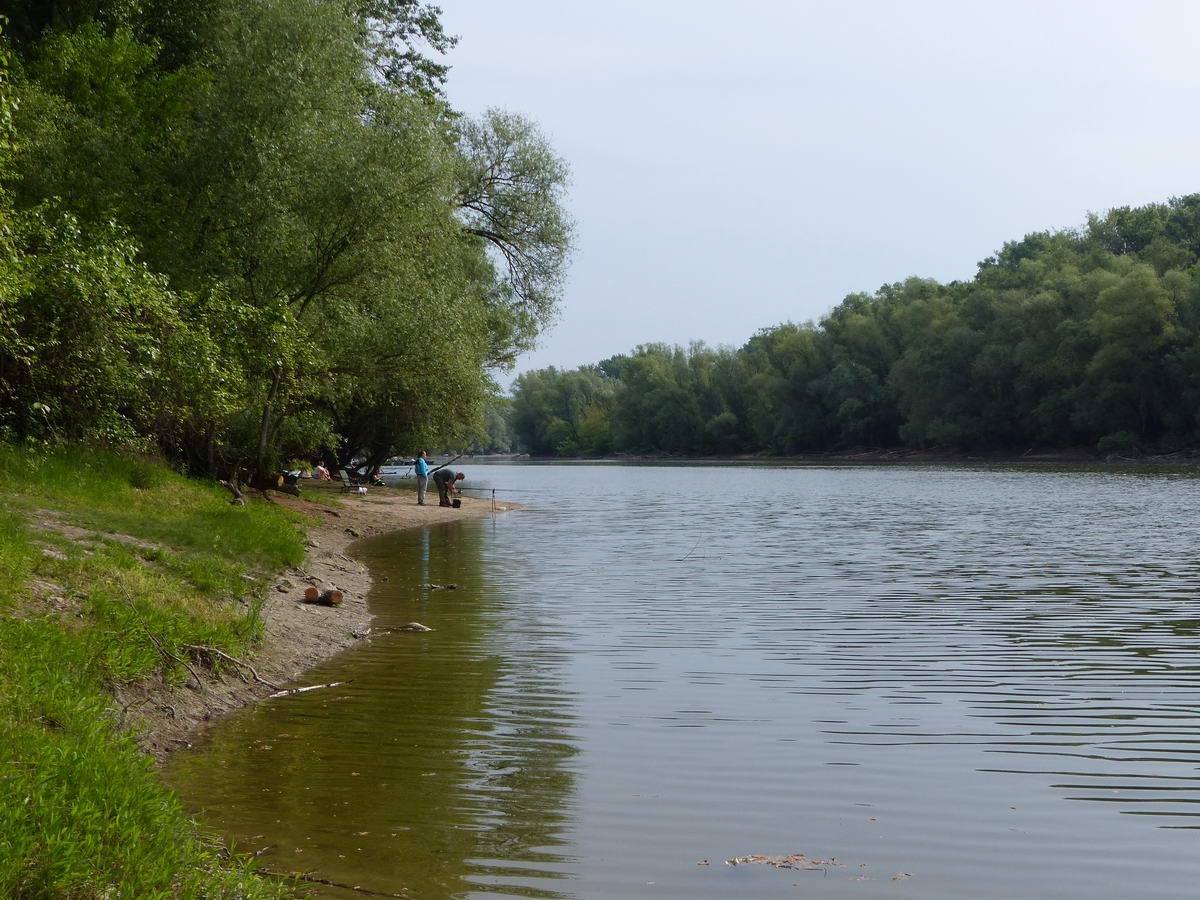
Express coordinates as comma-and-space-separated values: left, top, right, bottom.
119, 485, 512, 761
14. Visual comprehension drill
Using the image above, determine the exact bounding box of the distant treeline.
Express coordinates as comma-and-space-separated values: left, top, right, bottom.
512, 196, 1200, 457
0, 1, 571, 476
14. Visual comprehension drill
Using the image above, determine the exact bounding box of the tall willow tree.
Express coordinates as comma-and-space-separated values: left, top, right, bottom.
456, 109, 573, 363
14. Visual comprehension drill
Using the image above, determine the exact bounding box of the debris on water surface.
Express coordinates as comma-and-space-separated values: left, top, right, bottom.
725, 853, 844, 870
425, 583, 457, 590
267, 680, 348, 698
375, 622, 433, 634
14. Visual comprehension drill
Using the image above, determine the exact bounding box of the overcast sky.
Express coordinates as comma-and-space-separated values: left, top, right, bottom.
437, 1, 1200, 385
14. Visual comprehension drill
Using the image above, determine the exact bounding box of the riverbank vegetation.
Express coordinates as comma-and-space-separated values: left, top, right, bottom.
1, 0, 571, 479
0, 0, 570, 893
0, 449, 302, 896
512, 196, 1200, 457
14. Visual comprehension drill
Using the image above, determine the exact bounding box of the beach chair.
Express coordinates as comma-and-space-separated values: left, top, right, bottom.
337, 469, 358, 492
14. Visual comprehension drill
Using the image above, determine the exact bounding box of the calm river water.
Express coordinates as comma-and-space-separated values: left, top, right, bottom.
166, 463, 1200, 898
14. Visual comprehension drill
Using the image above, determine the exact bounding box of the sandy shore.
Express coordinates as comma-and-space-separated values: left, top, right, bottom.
121, 483, 511, 760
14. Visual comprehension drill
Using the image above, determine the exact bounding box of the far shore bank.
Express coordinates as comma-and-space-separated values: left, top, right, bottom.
127, 484, 515, 761
496, 447, 1200, 466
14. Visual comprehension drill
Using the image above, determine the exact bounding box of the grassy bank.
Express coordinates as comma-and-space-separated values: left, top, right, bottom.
0, 448, 303, 898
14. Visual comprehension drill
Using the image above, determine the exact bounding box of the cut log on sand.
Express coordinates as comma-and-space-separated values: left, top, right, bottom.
302, 586, 342, 605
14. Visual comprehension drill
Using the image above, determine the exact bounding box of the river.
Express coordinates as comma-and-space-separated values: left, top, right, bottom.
165, 463, 1200, 898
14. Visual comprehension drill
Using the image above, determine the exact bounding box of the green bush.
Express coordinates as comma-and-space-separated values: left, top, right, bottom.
1097, 430, 1138, 453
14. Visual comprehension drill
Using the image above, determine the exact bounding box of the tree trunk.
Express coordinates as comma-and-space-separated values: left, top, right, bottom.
255, 363, 285, 475
220, 462, 300, 503
219, 460, 246, 505
245, 471, 301, 499
219, 479, 246, 505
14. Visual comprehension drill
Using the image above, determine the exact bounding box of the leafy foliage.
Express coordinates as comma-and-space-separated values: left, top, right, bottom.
512, 197, 1200, 457
457, 109, 574, 361
2, 0, 572, 474
351, 0, 459, 98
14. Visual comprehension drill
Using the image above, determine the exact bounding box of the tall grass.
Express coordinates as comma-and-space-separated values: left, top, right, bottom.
0, 507, 36, 600
3, 448, 306, 571
0, 448, 306, 897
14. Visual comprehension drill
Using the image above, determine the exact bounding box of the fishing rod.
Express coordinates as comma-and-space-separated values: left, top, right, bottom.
426, 453, 463, 475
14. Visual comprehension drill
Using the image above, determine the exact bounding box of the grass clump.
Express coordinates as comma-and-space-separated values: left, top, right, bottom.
0, 447, 305, 897
0, 620, 292, 899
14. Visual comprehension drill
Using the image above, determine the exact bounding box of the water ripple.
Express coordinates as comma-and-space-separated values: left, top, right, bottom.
167, 464, 1200, 899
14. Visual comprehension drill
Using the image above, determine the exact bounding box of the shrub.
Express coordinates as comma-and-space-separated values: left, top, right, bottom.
1097, 430, 1138, 453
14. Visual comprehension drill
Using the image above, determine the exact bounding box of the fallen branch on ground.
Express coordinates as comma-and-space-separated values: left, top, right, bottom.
254, 866, 407, 897
182, 644, 279, 690
218, 479, 246, 505
146, 633, 205, 692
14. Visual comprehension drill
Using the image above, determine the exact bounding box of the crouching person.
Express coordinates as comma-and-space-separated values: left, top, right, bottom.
433, 468, 464, 507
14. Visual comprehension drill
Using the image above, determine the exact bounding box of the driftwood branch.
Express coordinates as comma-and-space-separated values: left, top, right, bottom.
182, 644, 279, 690
246, 472, 302, 499
218, 479, 246, 505
219, 464, 301, 504
220, 458, 247, 505
146, 633, 205, 692
254, 866, 407, 897
267, 680, 348, 699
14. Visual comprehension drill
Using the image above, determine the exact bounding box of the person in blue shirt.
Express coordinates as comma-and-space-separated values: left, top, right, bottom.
414, 450, 430, 505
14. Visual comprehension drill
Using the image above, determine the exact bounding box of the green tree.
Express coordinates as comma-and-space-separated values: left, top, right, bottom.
738, 324, 831, 452
4, 0, 572, 477
350, 0, 458, 99
510, 366, 615, 456
456, 109, 574, 364
1080, 260, 1182, 442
